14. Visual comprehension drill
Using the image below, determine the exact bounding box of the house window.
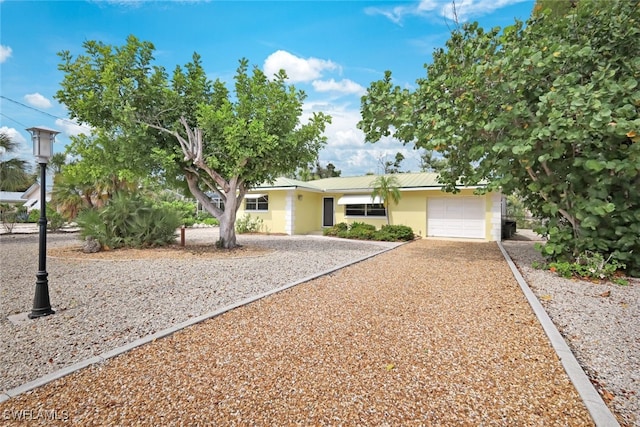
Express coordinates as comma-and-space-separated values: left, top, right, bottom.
211, 194, 225, 210
345, 203, 386, 217
245, 195, 268, 211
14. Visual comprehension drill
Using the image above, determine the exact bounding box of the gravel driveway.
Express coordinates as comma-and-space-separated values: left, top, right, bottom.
0, 229, 636, 425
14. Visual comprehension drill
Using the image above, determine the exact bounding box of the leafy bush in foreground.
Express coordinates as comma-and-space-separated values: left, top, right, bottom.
77, 191, 181, 249
534, 251, 629, 286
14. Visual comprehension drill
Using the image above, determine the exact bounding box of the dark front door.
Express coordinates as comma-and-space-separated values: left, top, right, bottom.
323, 197, 334, 227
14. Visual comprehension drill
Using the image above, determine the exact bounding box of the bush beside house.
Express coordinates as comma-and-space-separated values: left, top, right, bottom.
324, 222, 414, 242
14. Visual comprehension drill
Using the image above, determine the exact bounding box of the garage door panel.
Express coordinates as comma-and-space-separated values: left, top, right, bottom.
427, 197, 485, 238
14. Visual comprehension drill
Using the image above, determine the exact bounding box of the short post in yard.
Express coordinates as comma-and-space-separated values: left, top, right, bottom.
26, 126, 59, 319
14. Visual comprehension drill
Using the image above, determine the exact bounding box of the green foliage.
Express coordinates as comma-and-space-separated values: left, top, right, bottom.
347, 222, 377, 240
506, 195, 541, 229
56, 35, 331, 248
376, 224, 415, 242
323, 222, 414, 242
359, 0, 640, 276
156, 199, 197, 226
27, 209, 40, 223
76, 191, 181, 249
200, 217, 219, 226
46, 207, 66, 231
0, 203, 18, 233
533, 0, 577, 18
0, 132, 32, 192
294, 161, 342, 181
371, 175, 402, 225
235, 214, 263, 234
25, 208, 68, 231
548, 251, 628, 285
382, 152, 405, 174
420, 151, 448, 173
323, 222, 348, 236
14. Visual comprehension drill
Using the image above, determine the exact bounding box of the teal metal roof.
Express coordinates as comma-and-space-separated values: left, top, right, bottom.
251, 172, 447, 192
311, 173, 443, 191
256, 177, 322, 191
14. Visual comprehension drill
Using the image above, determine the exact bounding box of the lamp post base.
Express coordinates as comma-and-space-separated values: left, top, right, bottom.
29, 271, 55, 319
28, 307, 55, 319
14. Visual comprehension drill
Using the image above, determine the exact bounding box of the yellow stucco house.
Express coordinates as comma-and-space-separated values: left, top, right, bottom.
236, 172, 504, 241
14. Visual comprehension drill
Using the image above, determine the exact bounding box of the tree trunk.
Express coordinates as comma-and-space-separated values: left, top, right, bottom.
184, 172, 244, 249
218, 190, 239, 249
146, 118, 247, 249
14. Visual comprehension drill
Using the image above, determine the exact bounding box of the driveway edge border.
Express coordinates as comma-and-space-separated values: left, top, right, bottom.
497, 241, 619, 427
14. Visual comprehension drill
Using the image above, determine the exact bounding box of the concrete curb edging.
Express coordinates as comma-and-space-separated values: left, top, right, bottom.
497, 241, 619, 427
0, 242, 403, 404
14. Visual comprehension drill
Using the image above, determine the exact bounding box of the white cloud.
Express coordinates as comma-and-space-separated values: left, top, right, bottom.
0, 45, 12, 63
366, 0, 529, 24
263, 50, 338, 83
55, 118, 92, 137
0, 126, 31, 161
302, 103, 422, 176
0, 126, 27, 145
442, 0, 530, 21
24, 93, 53, 109
312, 79, 366, 96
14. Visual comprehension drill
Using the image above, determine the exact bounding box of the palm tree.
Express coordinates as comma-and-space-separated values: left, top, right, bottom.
0, 131, 32, 191
371, 175, 401, 225
51, 172, 89, 220
48, 152, 67, 175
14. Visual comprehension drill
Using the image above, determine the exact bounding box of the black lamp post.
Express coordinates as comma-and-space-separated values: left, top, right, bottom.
26, 126, 59, 319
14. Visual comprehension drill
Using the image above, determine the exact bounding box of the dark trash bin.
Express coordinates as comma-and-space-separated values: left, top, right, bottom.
502, 220, 517, 239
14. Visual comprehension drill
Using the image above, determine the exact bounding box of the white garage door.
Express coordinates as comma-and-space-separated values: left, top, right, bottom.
427, 197, 486, 239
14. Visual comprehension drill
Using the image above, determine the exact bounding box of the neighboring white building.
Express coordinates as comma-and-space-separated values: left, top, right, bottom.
0, 183, 50, 212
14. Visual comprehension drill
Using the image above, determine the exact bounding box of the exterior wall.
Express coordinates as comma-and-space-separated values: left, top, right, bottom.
294, 191, 323, 234
237, 191, 288, 234
237, 190, 323, 235
489, 193, 503, 241
389, 191, 430, 237
240, 188, 502, 241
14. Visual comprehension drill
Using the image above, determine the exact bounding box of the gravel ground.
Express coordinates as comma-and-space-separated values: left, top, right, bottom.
503, 239, 640, 427
0, 229, 397, 392
0, 231, 596, 425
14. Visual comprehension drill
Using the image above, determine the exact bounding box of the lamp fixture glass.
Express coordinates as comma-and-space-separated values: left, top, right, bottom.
27, 126, 60, 164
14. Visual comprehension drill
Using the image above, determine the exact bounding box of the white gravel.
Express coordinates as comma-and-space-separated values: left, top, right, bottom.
0, 228, 397, 393
503, 239, 640, 427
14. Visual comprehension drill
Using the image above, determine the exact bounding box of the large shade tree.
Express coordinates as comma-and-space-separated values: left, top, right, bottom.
359, 0, 640, 275
56, 36, 331, 248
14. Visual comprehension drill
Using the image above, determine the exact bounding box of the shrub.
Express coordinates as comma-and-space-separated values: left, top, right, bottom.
194, 211, 219, 226
375, 224, 415, 241
76, 191, 181, 249
0, 204, 18, 233
324, 222, 414, 242
201, 217, 219, 226
47, 207, 66, 231
156, 200, 197, 226
235, 214, 263, 234
323, 222, 348, 236
27, 209, 40, 223
548, 251, 628, 285
348, 222, 376, 240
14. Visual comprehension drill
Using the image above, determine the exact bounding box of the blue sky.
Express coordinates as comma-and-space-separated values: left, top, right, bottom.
1, 0, 534, 178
